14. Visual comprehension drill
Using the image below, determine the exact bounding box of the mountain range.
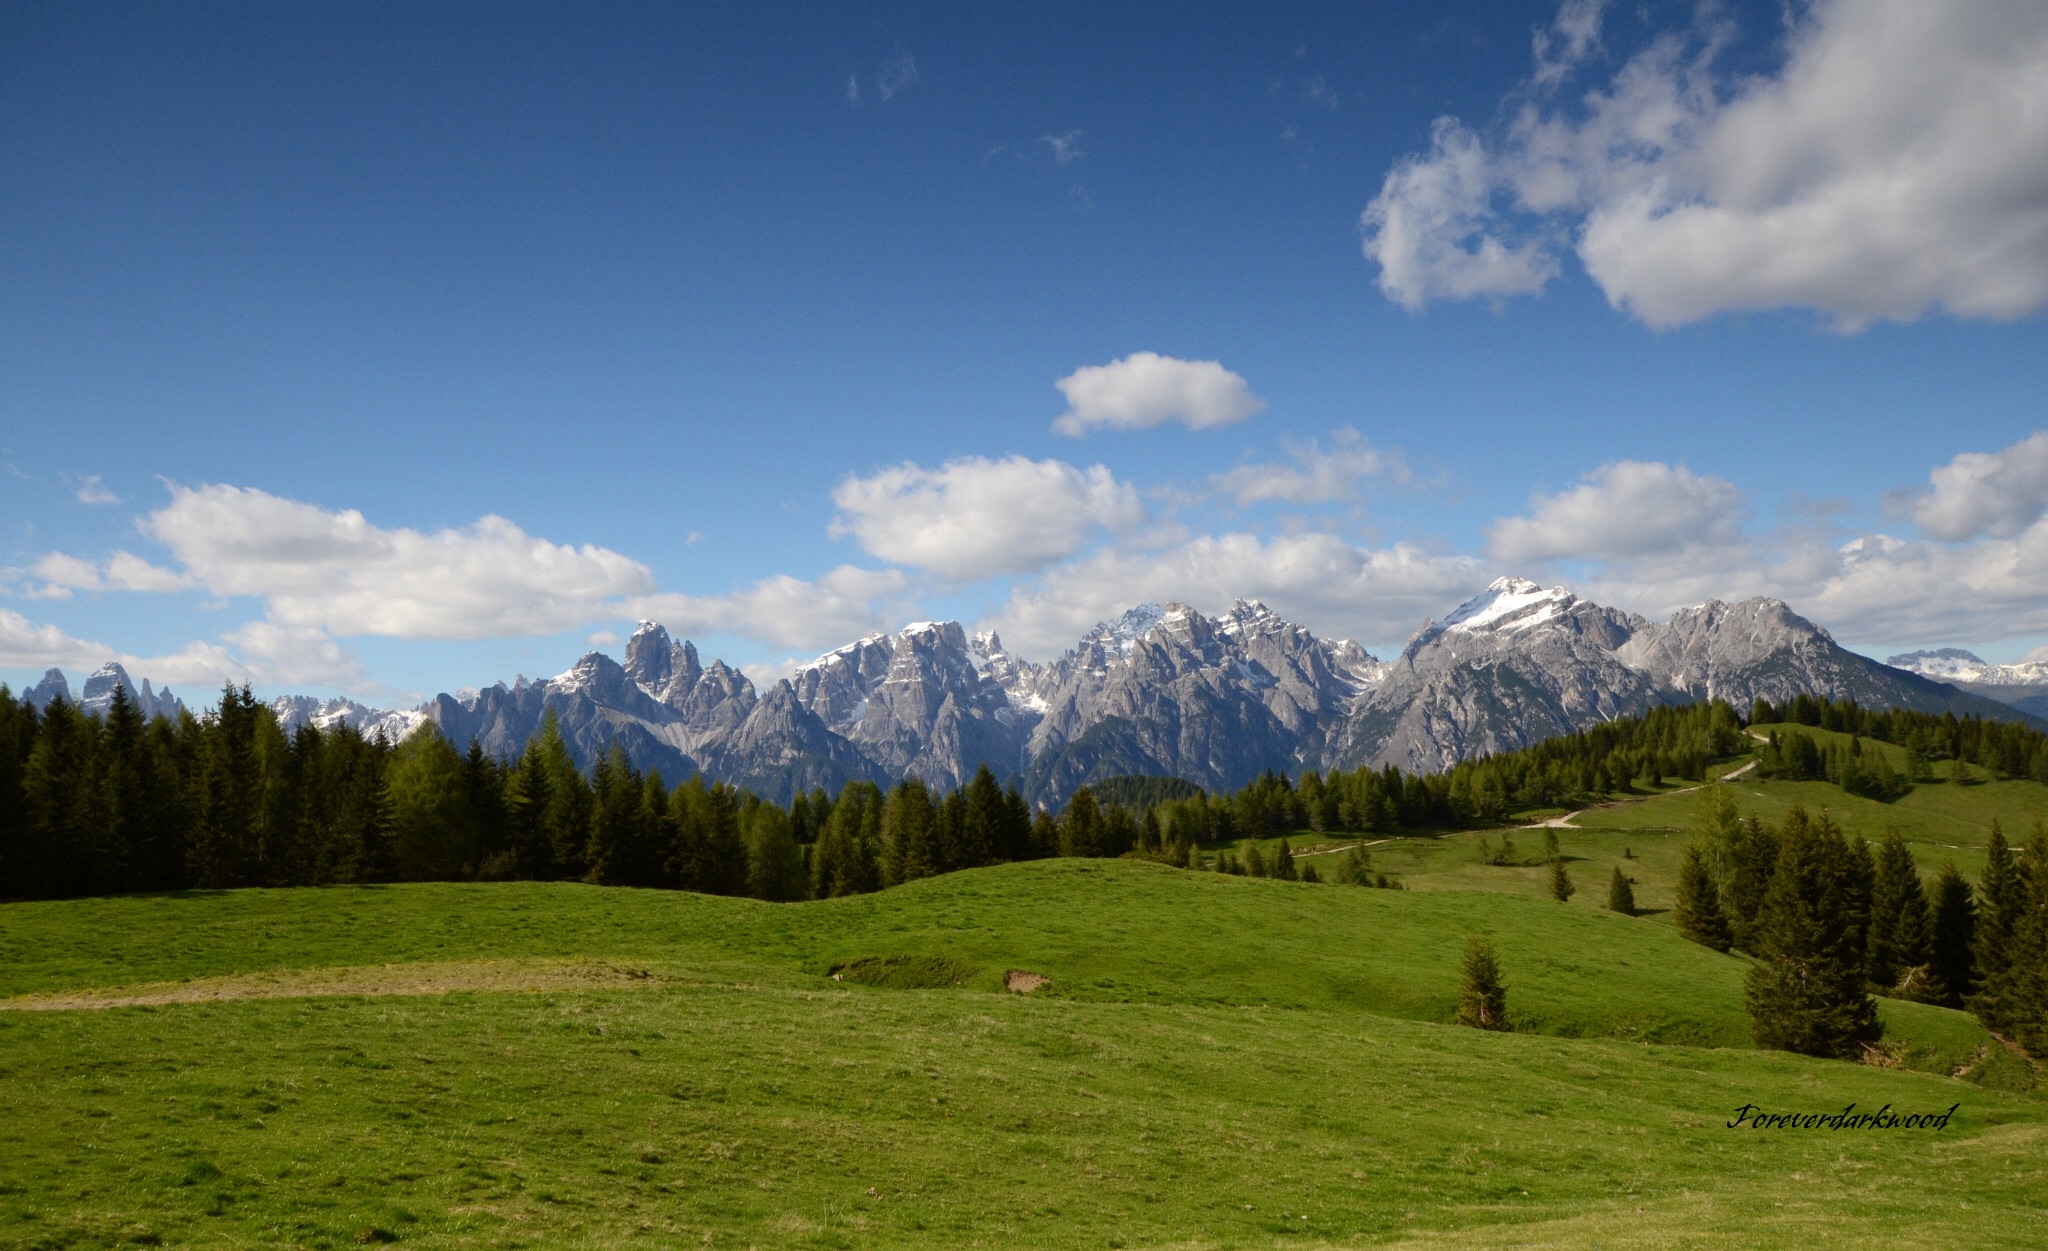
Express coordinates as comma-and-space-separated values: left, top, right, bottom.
1885, 648, 2048, 721
18, 579, 2041, 804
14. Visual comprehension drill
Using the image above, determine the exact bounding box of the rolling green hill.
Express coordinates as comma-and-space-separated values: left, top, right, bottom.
2, 859, 2042, 1249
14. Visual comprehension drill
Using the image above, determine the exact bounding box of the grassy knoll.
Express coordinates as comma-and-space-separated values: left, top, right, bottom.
3, 861, 2044, 1249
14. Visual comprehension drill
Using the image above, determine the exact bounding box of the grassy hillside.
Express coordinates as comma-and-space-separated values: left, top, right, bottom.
2, 862, 2043, 1249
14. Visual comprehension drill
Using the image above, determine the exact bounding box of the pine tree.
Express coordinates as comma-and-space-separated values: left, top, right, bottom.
961, 764, 1003, 868
1606, 865, 1635, 915
1928, 861, 1977, 1007
745, 804, 806, 901
1336, 845, 1373, 886
1674, 842, 1733, 951
1744, 807, 1880, 1058
1970, 822, 2025, 1031
1059, 788, 1103, 858
1241, 843, 1267, 878
1300, 862, 1321, 883
387, 723, 473, 882
1271, 837, 1298, 881
1725, 816, 1780, 951
1546, 857, 1575, 902
2006, 824, 2048, 1055
1455, 935, 1510, 1031
1866, 829, 1934, 997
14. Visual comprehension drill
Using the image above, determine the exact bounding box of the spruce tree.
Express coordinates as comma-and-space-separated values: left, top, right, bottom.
1059, 788, 1102, 858
2006, 825, 2048, 1055
1970, 822, 2024, 1031
1241, 843, 1267, 878
1455, 935, 1510, 1031
1674, 842, 1733, 951
1300, 861, 1321, 883
1725, 816, 1780, 951
1928, 861, 1977, 1007
1867, 829, 1934, 996
1744, 807, 1880, 1058
1606, 865, 1635, 915
1546, 857, 1575, 902
1271, 837, 1298, 881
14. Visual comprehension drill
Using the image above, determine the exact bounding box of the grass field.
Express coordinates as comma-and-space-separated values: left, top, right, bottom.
3, 839, 2045, 1249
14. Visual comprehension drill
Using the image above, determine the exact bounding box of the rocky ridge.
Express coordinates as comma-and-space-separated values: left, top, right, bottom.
17, 582, 2038, 804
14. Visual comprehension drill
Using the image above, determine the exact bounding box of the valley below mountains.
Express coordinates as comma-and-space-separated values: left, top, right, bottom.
27, 579, 2041, 805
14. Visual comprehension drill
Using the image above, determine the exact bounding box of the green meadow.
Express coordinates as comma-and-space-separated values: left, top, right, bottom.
3, 757, 2045, 1250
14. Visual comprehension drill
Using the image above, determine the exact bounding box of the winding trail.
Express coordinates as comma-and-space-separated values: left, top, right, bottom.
1516, 756, 1760, 831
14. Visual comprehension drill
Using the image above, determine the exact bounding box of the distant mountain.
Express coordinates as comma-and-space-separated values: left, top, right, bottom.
1331, 579, 2041, 773
1887, 649, 2048, 720
19, 581, 2038, 804
20, 663, 185, 720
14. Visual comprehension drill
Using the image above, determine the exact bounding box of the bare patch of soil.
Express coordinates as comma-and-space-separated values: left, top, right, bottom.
0, 958, 678, 1012
1004, 970, 1049, 994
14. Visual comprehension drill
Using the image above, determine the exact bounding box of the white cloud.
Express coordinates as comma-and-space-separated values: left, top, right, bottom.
0, 609, 109, 670
70, 474, 120, 505
136, 483, 654, 639
1531, 0, 1609, 89
1211, 428, 1407, 506
0, 606, 263, 694
830, 455, 1143, 579
1911, 431, 2048, 541
25, 549, 192, 598
1574, 521, 2048, 650
989, 532, 1485, 656
1361, 118, 1560, 310
845, 73, 859, 105
1041, 131, 1084, 166
1488, 460, 1744, 562
1364, 0, 2048, 329
1052, 352, 1266, 436
627, 565, 911, 652
218, 622, 366, 688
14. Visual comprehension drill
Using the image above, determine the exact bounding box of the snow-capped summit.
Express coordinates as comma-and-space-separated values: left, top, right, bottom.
1439, 577, 1574, 635
270, 694, 424, 743
1094, 603, 1167, 655
1887, 648, 2048, 686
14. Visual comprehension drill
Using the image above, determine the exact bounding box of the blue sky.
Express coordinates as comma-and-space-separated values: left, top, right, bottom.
5, 0, 2048, 706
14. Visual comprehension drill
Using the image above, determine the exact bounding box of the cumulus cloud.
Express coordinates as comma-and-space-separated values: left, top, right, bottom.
1488, 461, 1744, 562
218, 622, 367, 688
134, 483, 654, 639
26, 550, 192, 598
627, 565, 911, 652
830, 455, 1143, 579
1364, 0, 2048, 329
0, 607, 263, 693
1361, 118, 1563, 310
1211, 428, 1407, 506
1052, 352, 1265, 436
989, 532, 1485, 656
1911, 431, 2048, 541
0, 609, 110, 670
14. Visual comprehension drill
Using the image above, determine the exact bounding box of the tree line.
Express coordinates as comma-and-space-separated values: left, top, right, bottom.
1670, 786, 2047, 1062
0, 685, 1737, 902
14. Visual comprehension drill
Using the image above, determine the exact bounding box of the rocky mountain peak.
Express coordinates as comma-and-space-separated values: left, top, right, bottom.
1437, 577, 1575, 637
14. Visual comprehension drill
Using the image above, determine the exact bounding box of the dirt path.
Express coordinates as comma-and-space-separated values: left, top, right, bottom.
1292, 838, 1396, 858
0, 958, 682, 1012
1517, 756, 1760, 830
